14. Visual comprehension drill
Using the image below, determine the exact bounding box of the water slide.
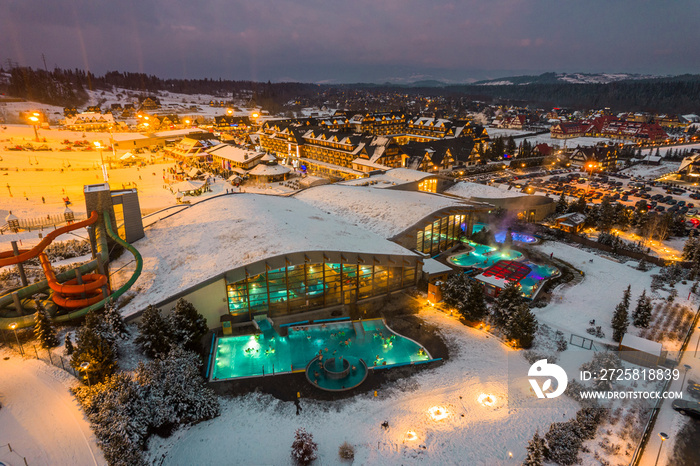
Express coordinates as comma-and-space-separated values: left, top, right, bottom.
0, 210, 143, 329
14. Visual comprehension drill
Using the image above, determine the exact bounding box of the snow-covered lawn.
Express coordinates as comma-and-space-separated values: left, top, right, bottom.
533, 241, 695, 350
146, 309, 577, 465
0, 348, 106, 465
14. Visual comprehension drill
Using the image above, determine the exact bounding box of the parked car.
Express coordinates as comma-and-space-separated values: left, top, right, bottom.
672, 399, 700, 418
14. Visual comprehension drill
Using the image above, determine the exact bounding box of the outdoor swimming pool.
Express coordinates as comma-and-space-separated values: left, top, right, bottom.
210, 318, 431, 381
519, 262, 561, 298
471, 223, 539, 244
448, 241, 523, 269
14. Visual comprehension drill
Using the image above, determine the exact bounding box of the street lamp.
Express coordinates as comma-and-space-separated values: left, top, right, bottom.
654, 432, 669, 466
681, 364, 692, 389
80, 361, 92, 387
28, 114, 40, 141
9, 322, 23, 355
694, 325, 700, 357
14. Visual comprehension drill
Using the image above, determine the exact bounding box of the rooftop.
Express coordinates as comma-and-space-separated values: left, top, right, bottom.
446, 182, 525, 200
113, 194, 415, 317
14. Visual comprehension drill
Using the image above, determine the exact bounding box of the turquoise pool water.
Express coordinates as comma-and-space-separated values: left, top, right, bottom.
448, 241, 523, 269
471, 223, 539, 244
518, 262, 560, 298
211, 319, 430, 381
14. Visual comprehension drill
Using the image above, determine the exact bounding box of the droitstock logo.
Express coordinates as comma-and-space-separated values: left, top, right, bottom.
528, 359, 568, 399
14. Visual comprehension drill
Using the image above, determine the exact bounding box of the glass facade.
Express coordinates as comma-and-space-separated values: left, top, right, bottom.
416, 214, 466, 255
226, 261, 416, 319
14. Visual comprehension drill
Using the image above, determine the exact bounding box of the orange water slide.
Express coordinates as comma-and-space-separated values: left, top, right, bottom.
38, 253, 108, 294
0, 211, 99, 266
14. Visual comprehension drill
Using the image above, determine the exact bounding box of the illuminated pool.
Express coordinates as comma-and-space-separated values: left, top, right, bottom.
448, 241, 523, 269
471, 223, 539, 244
518, 262, 561, 298
210, 318, 431, 381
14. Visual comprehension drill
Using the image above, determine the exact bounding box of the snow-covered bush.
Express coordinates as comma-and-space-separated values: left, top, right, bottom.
291, 428, 318, 465
580, 352, 623, 392
338, 441, 354, 460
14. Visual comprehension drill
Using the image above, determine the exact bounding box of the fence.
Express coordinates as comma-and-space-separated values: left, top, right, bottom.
0, 330, 81, 379
0, 443, 29, 465
1, 213, 88, 234
628, 304, 700, 466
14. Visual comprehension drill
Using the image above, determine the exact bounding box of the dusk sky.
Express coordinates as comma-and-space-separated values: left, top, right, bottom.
2, 0, 699, 83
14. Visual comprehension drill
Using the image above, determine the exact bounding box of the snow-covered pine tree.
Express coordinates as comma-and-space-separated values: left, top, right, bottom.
441, 273, 470, 310
135, 305, 173, 358
632, 289, 652, 328
34, 300, 59, 348
64, 333, 74, 355
544, 419, 583, 465
169, 298, 209, 352
491, 282, 523, 328
621, 284, 631, 312
291, 428, 318, 465
104, 299, 129, 340
135, 346, 220, 428
71, 323, 117, 384
84, 309, 119, 355
505, 302, 538, 348
461, 281, 488, 322
611, 300, 629, 343
523, 429, 546, 466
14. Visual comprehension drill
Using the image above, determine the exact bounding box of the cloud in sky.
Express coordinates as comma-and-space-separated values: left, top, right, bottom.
2, 0, 699, 83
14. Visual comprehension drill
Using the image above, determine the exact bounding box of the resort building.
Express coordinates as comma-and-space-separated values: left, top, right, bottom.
164, 137, 220, 162
206, 143, 266, 177
119, 184, 485, 330
570, 146, 619, 170
63, 112, 115, 131
247, 154, 291, 183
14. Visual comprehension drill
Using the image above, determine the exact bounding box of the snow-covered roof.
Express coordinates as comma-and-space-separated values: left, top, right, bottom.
294, 185, 473, 238
620, 334, 662, 356
206, 144, 264, 164
111, 133, 149, 142
248, 163, 291, 176
422, 258, 453, 275
118, 194, 415, 316
339, 168, 435, 189
446, 182, 525, 200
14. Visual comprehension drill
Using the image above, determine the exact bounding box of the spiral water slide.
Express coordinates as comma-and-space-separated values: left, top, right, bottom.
0, 210, 143, 329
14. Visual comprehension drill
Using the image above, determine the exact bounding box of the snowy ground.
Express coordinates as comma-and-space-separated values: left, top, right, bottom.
533, 241, 694, 350
0, 348, 106, 466
146, 309, 577, 466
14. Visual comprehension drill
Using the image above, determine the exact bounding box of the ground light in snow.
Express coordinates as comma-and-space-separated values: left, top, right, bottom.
478, 393, 497, 407
404, 430, 418, 442
428, 406, 450, 421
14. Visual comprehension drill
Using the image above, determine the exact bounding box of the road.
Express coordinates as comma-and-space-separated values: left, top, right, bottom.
0, 348, 105, 466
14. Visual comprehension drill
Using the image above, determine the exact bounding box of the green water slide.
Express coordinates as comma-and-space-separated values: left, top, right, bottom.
0, 210, 143, 329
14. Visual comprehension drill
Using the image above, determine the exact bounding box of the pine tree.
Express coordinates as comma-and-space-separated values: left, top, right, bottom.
441, 273, 471, 310
556, 192, 568, 214
105, 300, 129, 340
505, 302, 538, 348
169, 298, 209, 352
621, 285, 631, 312
71, 323, 117, 384
491, 282, 523, 328
632, 289, 652, 328
523, 429, 546, 466
597, 198, 615, 232
34, 301, 59, 348
291, 428, 318, 465
460, 281, 488, 322
64, 333, 74, 355
135, 305, 173, 358
611, 299, 629, 343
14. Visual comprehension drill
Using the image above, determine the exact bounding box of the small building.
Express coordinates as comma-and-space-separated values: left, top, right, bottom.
570, 146, 619, 170
206, 143, 265, 176
247, 154, 291, 183
554, 212, 587, 234
678, 153, 700, 181
619, 334, 665, 368
473, 260, 531, 298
